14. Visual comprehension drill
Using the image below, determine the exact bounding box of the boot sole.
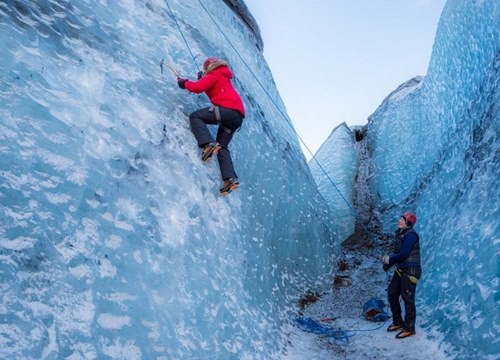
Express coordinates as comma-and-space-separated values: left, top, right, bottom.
387, 326, 403, 332
220, 183, 239, 196
395, 331, 415, 339
202, 145, 221, 162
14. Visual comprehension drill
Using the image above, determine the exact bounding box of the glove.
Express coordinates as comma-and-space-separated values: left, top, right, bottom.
381, 255, 390, 265
383, 264, 391, 271
197, 71, 203, 80
177, 78, 187, 89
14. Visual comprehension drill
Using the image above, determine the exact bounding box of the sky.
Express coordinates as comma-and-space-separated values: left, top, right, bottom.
245, 0, 447, 159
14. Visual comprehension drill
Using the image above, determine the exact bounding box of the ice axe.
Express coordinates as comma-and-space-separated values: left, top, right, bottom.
160, 59, 180, 78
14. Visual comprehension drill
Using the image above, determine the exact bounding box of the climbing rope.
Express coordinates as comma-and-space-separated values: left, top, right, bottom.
196, 0, 359, 213
165, 0, 357, 215
163, 0, 199, 72
295, 316, 387, 344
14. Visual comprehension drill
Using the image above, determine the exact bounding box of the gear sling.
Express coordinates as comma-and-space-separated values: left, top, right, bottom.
210, 106, 241, 134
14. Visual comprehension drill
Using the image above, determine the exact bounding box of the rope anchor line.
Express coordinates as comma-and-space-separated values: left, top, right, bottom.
163, 0, 357, 216
163, 0, 199, 72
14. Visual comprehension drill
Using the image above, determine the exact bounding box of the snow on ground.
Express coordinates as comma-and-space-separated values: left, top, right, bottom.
281, 252, 454, 359
280, 134, 455, 359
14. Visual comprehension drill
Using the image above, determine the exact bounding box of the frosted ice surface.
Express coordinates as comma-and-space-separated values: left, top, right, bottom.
363, 0, 499, 358
0, 1, 337, 358
309, 123, 357, 243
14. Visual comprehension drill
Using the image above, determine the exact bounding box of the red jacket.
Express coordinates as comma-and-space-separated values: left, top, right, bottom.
185, 66, 245, 117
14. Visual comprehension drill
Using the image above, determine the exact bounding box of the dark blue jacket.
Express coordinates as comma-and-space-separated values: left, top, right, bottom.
389, 228, 421, 269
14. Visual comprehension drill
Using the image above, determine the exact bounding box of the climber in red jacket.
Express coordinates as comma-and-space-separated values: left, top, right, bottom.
177, 57, 245, 196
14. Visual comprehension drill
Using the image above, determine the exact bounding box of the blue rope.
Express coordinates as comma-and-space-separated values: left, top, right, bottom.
164, 0, 356, 215
295, 317, 387, 344
163, 0, 199, 72
195, 0, 356, 214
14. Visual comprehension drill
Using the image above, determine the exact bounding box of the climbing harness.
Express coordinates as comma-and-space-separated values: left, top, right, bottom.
395, 268, 419, 284
209, 105, 240, 134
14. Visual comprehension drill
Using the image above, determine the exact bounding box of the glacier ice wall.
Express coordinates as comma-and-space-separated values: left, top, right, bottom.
0, 1, 338, 358
366, 0, 499, 358
309, 123, 358, 243
368, 0, 498, 211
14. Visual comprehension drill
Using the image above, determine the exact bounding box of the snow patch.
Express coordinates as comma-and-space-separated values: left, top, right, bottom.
97, 314, 131, 330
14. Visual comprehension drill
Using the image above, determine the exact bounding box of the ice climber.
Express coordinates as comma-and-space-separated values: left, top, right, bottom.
177, 57, 245, 196
381, 211, 421, 339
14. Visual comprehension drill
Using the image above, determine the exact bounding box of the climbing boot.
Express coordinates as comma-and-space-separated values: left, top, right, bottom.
201, 142, 221, 162
395, 329, 415, 339
220, 178, 239, 196
387, 324, 403, 332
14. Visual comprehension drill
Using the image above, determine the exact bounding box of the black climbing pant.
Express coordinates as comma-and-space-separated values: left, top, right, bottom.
189, 107, 243, 180
388, 267, 421, 332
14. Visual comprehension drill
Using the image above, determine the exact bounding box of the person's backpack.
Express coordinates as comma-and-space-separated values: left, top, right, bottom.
363, 297, 390, 322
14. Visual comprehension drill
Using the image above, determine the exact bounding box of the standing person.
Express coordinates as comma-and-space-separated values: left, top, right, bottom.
177, 57, 245, 196
381, 211, 421, 339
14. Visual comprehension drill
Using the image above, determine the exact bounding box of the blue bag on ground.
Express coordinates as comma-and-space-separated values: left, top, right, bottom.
363, 297, 390, 322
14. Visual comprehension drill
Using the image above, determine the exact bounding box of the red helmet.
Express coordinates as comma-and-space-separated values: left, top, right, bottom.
203, 57, 218, 70
401, 211, 417, 226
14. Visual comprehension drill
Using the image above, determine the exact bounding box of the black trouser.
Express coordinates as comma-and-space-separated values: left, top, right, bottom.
388, 267, 421, 332
189, 107, 243, 180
